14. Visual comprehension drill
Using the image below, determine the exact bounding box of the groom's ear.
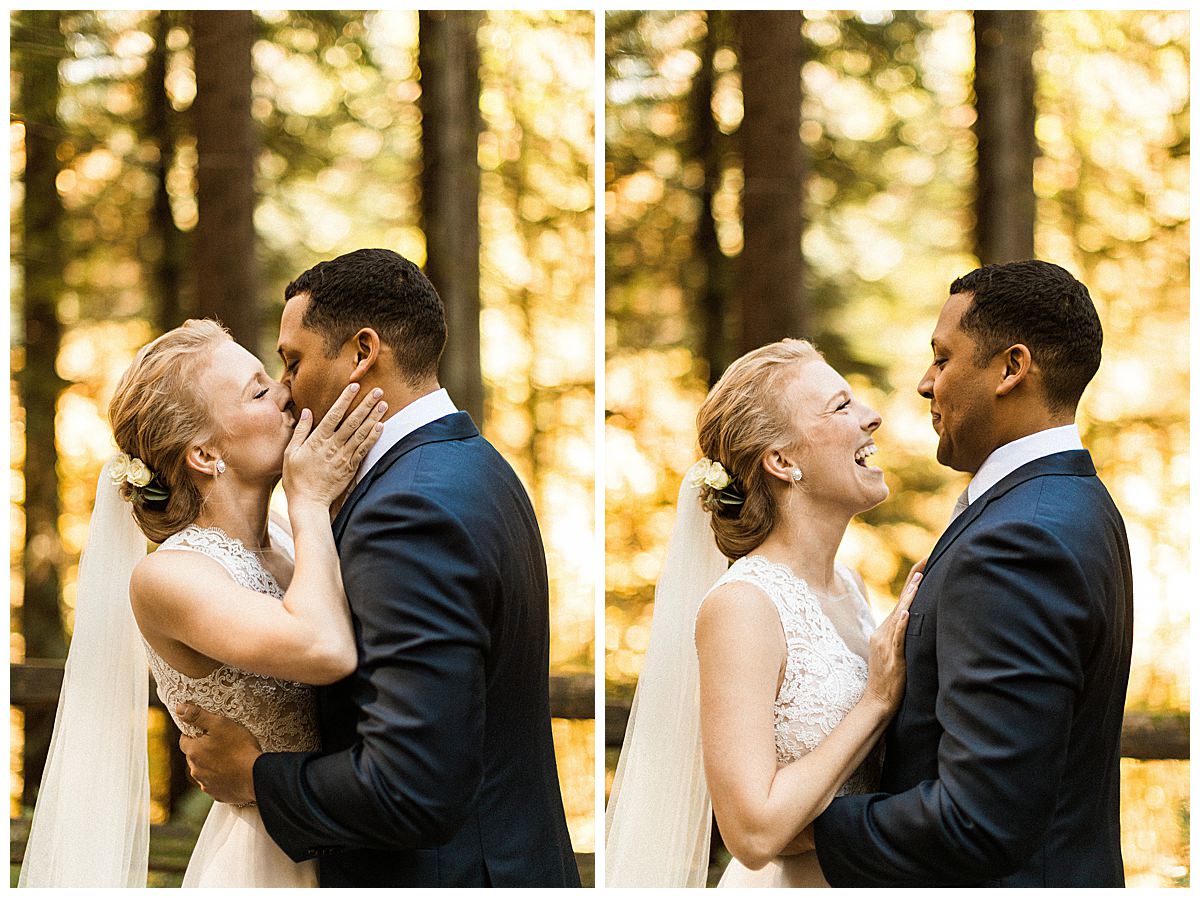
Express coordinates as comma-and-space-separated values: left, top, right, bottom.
994, 343, 1032, 398
346, 328, 382, 381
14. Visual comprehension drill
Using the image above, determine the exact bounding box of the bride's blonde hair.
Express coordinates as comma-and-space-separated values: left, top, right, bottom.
696, 338, 822, 560
108, 319, 231, 543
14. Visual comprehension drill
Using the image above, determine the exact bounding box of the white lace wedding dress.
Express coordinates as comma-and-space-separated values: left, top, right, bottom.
702, 555, 882, 888
145, 522, 320, 887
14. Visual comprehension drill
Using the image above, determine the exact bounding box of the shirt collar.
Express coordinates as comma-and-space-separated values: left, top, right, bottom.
355, 388, 457, 483
966, 424, 1084, 505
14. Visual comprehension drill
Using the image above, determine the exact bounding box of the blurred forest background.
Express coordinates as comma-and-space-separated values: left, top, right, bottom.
605, 10, 1188, 886
10, 9, 595, 882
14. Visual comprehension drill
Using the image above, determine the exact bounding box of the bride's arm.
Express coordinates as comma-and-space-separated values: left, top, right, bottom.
696, 575, 917, 871
132, 384, 386, 686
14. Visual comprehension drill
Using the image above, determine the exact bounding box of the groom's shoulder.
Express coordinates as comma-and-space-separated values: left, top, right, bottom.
991, 459, 1118, 523
370, 423, 530, 509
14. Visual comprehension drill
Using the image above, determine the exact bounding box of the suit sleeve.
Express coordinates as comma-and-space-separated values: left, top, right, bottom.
252, 486, 491, 860
813, 519, 1096, 885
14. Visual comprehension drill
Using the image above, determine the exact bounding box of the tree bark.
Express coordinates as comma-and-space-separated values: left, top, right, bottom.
973, 11, 1037, 265
193, 11, 259, 351
694, 11, 731, 385
15, 9, 69, 806
419, 11, 485, 426
146, 10, 188, 335
735, 11, 807, 355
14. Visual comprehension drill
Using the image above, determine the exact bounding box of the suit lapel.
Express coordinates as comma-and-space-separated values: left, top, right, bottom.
332, 411, 479, 543
925, 449, 1096, 572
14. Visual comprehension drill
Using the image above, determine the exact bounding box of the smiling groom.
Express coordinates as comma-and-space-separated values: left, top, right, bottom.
813, 260, 1134, 886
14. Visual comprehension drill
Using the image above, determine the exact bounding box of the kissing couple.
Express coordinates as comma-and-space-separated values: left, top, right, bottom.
21, 248, 581, 888
606, 259, 1133, 887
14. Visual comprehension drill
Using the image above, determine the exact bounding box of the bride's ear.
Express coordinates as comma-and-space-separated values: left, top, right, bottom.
347, 328, 382, 382
761, 448, 796, 485
184, 443, 222, 478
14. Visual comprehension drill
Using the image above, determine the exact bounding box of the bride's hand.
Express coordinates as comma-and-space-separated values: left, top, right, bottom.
283, 383, 387, 508
864, 560, 924, 713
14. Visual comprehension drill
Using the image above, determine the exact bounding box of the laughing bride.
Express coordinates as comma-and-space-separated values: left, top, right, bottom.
605, 339, 922, 887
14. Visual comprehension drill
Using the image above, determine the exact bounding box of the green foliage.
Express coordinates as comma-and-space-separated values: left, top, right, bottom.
10, 9, 596, 850
605, 11, 1189, 883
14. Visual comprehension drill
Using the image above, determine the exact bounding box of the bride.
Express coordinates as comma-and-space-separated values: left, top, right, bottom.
19, 319, 387, 887
605, 338, 922, 887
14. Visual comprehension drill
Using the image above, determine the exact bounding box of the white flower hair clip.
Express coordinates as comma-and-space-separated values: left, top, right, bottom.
688, 457, 744, 512
110, 452, 169, 505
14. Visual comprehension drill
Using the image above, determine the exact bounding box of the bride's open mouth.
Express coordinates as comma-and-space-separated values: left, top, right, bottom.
854, 442, 881, 474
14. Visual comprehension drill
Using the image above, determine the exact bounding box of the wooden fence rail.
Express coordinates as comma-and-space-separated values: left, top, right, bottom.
10, 661, 595, 885
11, 659, 596, 719
605, 701, 1189, 760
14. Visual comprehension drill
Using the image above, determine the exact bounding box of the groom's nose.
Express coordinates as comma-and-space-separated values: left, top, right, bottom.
917, 367, 934, 399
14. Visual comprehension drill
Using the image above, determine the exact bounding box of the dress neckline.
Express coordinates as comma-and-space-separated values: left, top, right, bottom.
176, 522, 271, 554
741, 554, 858, 604
166, 523, 287, 597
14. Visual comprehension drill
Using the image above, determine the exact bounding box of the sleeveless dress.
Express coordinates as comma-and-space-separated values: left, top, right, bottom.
702, 555, 882, 888
145, 523, 320, 887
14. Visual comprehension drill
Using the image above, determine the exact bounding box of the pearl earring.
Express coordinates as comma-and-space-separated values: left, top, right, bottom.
790, 467, 803, 482
215, 459, 226, 475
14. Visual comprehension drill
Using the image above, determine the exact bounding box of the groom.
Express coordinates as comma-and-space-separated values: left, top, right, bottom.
177, 248, 580, 887
813, 260, 1133, 885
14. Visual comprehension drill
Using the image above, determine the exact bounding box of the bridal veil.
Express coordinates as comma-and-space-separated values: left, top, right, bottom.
19, 458, 151, 886
604, 474, 729, 887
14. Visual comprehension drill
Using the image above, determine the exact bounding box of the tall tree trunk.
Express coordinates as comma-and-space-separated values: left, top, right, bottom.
419, 11, 485, 426
735, 11, 807, 354
973, 11, 1037, 265
145, 10, 188, 335
193, 11, 259, 352
694, 11, 731, 385
15, 9, 69, 806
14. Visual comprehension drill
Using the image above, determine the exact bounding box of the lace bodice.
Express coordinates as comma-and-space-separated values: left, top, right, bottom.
141, 523, 319, 754
701, 555, 882, 796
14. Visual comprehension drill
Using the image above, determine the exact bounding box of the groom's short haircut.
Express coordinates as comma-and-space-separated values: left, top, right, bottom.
950, 260, 1102, 413
284, 248, 446, 384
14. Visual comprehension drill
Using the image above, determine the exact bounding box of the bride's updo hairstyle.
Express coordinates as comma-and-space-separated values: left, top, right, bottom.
696, 338, 822, 561
108, 319, 231, 543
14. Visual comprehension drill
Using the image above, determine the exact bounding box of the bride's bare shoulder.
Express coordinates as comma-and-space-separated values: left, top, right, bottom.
129, 548, 234, 622
696, 579, 783, 646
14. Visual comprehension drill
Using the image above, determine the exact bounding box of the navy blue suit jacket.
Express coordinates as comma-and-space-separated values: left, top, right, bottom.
814, 450, 1133, 886
252, 412, 579, 887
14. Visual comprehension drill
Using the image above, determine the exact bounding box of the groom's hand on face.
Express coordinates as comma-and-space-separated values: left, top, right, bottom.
177, 703, 263, 805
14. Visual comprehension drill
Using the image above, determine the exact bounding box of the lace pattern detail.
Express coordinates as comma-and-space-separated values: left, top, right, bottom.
143, 524, 319, 754
701, 555, 881, 796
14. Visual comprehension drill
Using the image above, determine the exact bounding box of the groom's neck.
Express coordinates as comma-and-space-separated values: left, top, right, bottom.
975, 402, 1077, 473
357, 371, 442, 423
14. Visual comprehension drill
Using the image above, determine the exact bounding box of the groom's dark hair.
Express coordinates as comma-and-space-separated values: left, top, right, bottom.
950, 260, 1102, 413
284, 248, 446, 384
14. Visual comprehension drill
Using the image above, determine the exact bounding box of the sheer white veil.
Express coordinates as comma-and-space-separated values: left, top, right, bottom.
19, 457, 151, 887
605, 472, 730, 887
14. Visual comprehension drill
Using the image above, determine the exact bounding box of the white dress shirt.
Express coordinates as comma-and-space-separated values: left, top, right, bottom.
355, 388, 458, 484
965, 424, 1084, 506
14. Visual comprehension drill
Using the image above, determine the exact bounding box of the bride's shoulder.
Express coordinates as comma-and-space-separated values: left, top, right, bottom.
129, 544, 236, 618
695, 576, 782, 644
